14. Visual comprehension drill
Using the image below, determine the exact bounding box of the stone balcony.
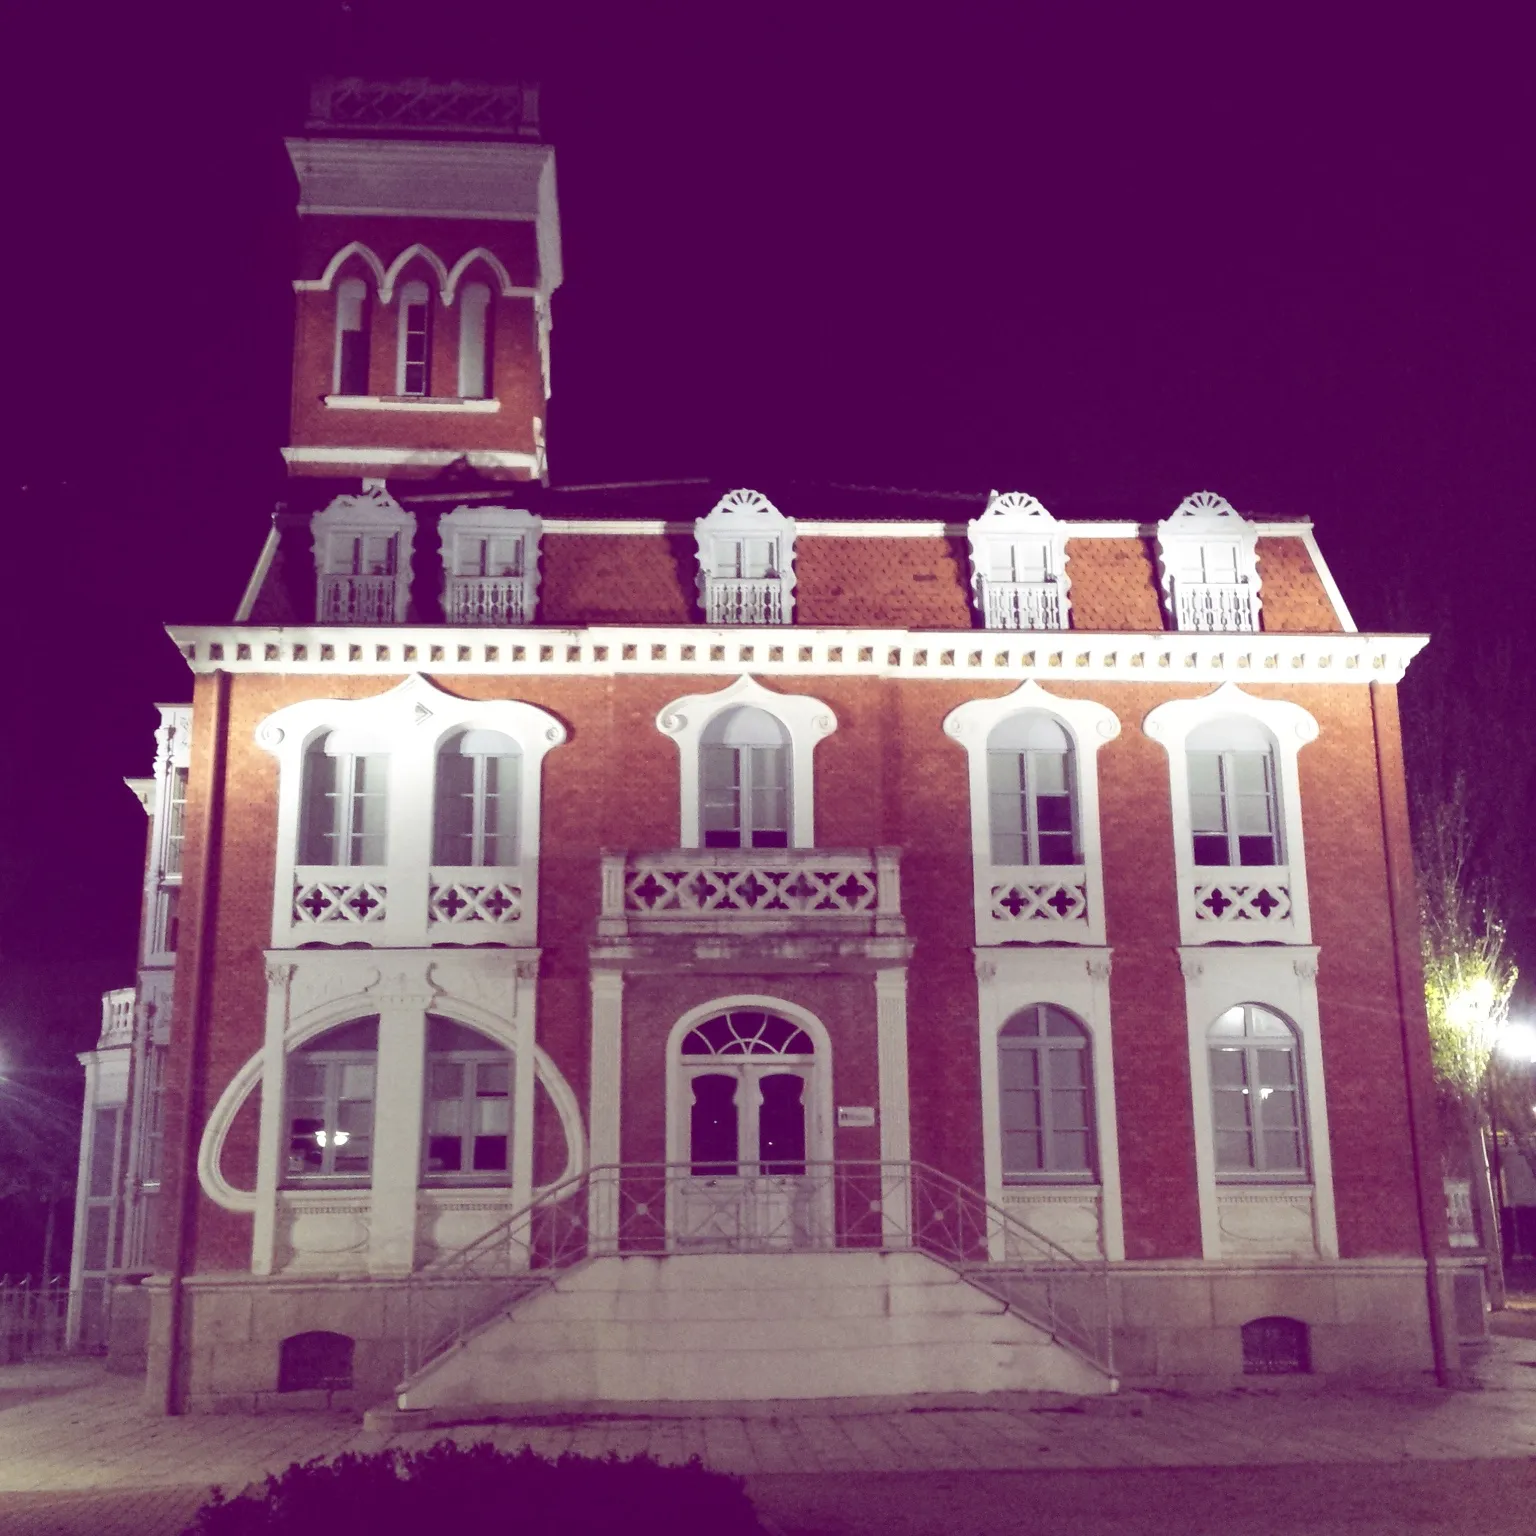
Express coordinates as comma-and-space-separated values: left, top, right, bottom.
598, 848, 904, 939
284, 864, 533, 947
1187, 865, 1297, 942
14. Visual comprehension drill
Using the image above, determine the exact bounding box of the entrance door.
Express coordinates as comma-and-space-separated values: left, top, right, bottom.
671, 1010, 824, 1250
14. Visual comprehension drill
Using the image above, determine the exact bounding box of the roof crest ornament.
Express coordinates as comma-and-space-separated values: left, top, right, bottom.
1170, 491, 1242, 521
979, 490, 1055, 522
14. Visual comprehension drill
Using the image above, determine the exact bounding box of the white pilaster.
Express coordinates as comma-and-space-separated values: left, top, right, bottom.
510, 958, 537, 1219
368, 971, 433, 1275
251, 961, 295, 1275
588, 969, 624, 1251
875, 967, 913, 1245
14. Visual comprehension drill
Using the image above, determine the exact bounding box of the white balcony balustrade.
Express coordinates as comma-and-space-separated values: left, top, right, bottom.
983, 581, 1065, 631
285, 865, 531, 946
318, 573, 401, 625
705, 578, 785, 626
99, 989, 136, 1049
1188, 865, 1294, 939
445, 576, 531, 626
1175, 581, 1258, 633
599, 847, 903, 937
980, 866, 1091, 943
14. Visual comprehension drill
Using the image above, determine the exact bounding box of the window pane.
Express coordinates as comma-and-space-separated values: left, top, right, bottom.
482, 754, 521, 865
758, 1074, 807, 1174
1051, 1129, 1090, 1171
748, 745, 788, 839
988, 751, 1027, 864
472, 1134, 508, 1171
1215, 1129, 1254, 1170
701, 744, 740, 845
1048, 1049, 1086, 1090
1209, 1047, 1248, 1088
350, 756, 388, 865
433, 750, 475, 864
300, 749, 338, 864
690, 1074, 739, 1173
427, 1136, 463, 1173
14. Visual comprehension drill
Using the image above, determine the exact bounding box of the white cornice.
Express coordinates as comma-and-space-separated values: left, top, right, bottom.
323, 395, 502, 413
282, 446, 539, 471
528, 519, 1314, 540
168, 624, 1428, 686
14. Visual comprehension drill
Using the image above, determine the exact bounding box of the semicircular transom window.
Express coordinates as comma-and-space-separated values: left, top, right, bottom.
681, 1009, 814, 1056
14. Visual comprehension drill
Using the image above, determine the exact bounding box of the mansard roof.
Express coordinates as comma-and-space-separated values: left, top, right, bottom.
238, 476, 1351, 633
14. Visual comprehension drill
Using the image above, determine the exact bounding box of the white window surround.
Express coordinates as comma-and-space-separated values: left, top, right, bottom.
974, 947, 1123, 1262
310, 486, 416, 625
657, 675, 835, 850
1143, 683, 1318, 946
294, 240, 531, 306
192, 949, 586, 1278
943, 681, 1120, 946
694, 489, 798, 625
1155, 491, 1263, 633
256, 673, 566, 949
438, 504, 542, 626
966, 491, 1072, 631
1178, 944, 1338, 1261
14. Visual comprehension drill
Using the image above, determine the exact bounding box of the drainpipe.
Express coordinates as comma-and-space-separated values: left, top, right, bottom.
1370, 680, 1453, 1387
162, 671, 231, 1415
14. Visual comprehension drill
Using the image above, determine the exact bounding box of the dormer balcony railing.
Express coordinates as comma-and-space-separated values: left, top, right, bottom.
1175, 581, 1257, 633
319, 573, 400, 625
706, 578, 785, 626
446, 576, 530, 626
599, 847, 903, 938
983, 580, 1065, 631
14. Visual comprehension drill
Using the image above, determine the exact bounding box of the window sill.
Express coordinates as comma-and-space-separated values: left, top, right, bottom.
323, 395, 502, 414
1001, 1177, 1100, 1189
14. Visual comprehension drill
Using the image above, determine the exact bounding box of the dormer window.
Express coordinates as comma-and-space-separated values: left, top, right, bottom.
457, 282, 492, 399
438, 505, 542, 624
397, 279, 432, 396
334, 277, 371, 396
1156, 492, 1262, 633
967, 492, 1071, 630
311, 487, 415, 624
694, 489, 797, 625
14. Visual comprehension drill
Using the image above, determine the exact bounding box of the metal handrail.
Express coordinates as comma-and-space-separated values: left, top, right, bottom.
400, 1160, 1115, 1385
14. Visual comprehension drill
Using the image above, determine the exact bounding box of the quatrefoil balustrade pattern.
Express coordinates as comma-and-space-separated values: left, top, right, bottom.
1192, 877, 1293, 930
293, 878, 389, 925
428, 880, 524, 926
988, 878, 1089, 926
599, 848, 903, 937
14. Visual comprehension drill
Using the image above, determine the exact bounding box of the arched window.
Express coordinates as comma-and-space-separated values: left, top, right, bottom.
987, 713, 1077, 866
299, 731, 388, 866
423, 1016, 512, 1181
285, 1018, 377, 1181
333, 277, 370, 396
1187, 717, 1280, 867
700, 707, 790, 849
396, 278, 432, 396
457, 281, 493, 399
433, 729, 521, 866
998, 1004, 1094, 1180
1208, 1006, 1305, 1177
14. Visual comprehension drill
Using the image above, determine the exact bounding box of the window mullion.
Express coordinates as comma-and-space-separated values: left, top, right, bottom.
471, 755, 487, 867
1022, 751, 1040, 865
1222, 752, 1240, 866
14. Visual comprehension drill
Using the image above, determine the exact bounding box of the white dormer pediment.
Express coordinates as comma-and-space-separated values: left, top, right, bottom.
967, 491, 1071, 630
438, 504, 542, 625
1155, 492, 1262, 633
311, 485, 415, 625
694, 489, 797, 625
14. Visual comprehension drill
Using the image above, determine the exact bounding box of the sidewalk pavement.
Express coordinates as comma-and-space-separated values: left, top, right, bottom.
4, 1333, 1536, 1533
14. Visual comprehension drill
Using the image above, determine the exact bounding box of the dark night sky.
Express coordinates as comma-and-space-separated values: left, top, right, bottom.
3, 2, 1533, 1106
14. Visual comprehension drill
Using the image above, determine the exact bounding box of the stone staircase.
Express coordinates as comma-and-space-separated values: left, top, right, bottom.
398, 1249, 1114, 1409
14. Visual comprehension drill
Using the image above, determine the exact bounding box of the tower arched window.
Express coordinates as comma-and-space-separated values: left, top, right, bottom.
700, 707, 790, 849
396, 279, 432, 396
998, 1004, 1094, 1180
1208, 1005, 1306, 1177
433, 729, 521, 867
457, 281, 493, 399
299, 731, 388, 866
333, 277, 371, 396
987, 713, 1077, 866
1187, 718, 1280, 867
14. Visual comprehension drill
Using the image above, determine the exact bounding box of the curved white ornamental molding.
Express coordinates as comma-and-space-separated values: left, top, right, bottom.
438, 504, 543, 626
657, 674, 835, 849
694, 489, 798, 625
379, 242, 452, 305
297, 240, 389, 295
967, 491, 1072, 631
1156, 491, 1263, 633
944, 680, 1121, 947
443, 247, 522, 304
257, 673, 566, 950
1143, 681, 1318, 946
310, 485, 417, 626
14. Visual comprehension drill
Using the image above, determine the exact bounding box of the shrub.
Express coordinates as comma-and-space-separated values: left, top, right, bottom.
184, 1441, 767, 1536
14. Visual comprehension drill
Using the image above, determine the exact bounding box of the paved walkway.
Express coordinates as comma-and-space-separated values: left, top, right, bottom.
3, 1334, 1536, 1532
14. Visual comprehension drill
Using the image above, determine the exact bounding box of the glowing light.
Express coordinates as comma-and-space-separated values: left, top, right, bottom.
312, 1129, 352, 1148
1496, 1022, 1536, 1063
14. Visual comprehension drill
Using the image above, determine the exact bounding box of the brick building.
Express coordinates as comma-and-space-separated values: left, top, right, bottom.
75, 78, 1471, 1413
